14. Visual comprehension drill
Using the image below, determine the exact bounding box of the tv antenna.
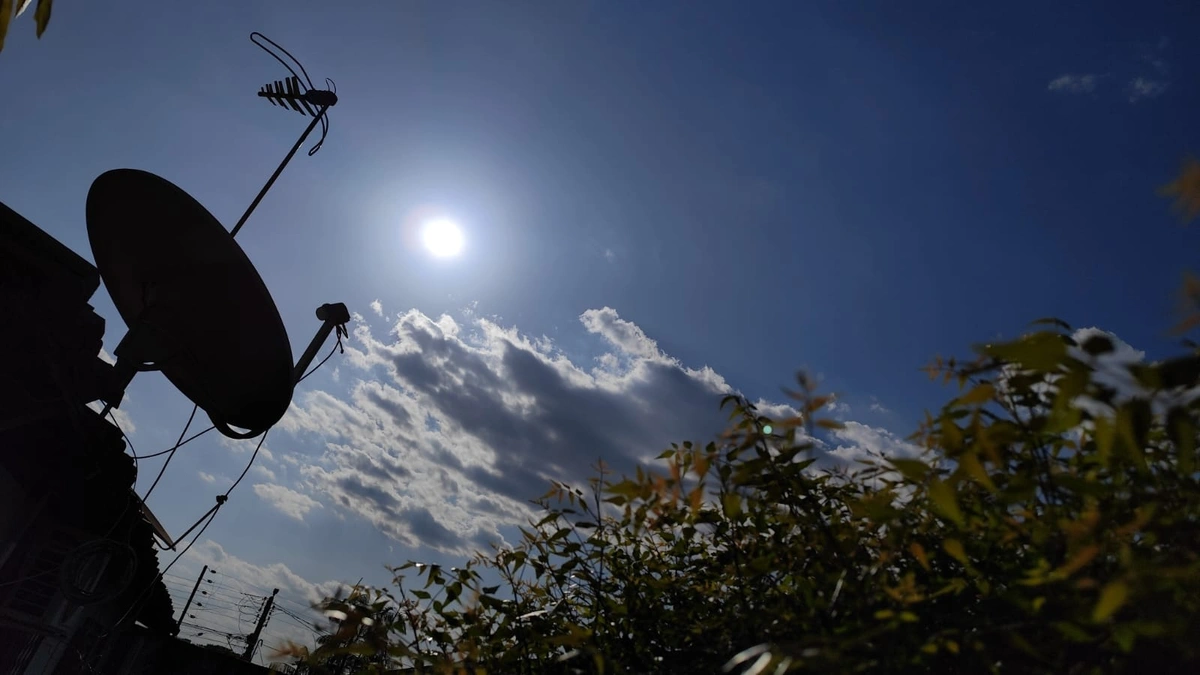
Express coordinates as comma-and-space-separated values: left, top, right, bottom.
90, 33, 349, 440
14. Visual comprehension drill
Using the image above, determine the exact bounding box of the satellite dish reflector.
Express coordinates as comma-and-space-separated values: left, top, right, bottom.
86, 169, 294, 436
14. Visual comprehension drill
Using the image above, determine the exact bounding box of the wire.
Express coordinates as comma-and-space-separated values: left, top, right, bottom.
250, 32, 315, 90
132, 425, 216, 460
0, 568, 54, 589
104, 502, 222, 637
143, 405, 198, 501
297, 337, 343, 383
249, 31, 332, 156
225, 431, 269, 498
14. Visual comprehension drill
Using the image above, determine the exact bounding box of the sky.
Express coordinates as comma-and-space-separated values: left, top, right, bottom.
3, 0, 1200, 661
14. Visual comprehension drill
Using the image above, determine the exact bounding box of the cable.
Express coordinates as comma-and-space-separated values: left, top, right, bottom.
110, 425, 269, 632
58, 539, 138, 604
251, 32, 315, 92
249, 32, 332, 156
225, 431, 269, 498
105, 498, 223, 636
143, 405, 198, 501
132, 425, 216, 460
297, 338, 342, 383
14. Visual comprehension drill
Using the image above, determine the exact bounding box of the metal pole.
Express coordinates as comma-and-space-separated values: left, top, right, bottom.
230, 107, 328, 238
243, 587, 279, 661
176, 565, 207, 633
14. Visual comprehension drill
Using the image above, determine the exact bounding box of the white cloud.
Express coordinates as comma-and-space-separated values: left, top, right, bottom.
579, 307, 662, 360
98, 348, 116, 365
604, 248, 616, 263
827, 421, 922, 467
1128, 77, 1168, 102
1048, 73, 1097, 94
868, 397, 892, 415
253, 483, 323, 522
825, 396, 851, 418
252, 465, 277, 482
198, 471, 217, 484
274, 306, 909, 555
369, 299, 383, 317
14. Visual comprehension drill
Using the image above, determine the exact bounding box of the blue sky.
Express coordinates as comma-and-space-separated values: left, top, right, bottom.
3, 0, 1199, 657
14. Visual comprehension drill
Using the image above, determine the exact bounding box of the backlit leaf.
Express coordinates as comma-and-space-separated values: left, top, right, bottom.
33, 0, 50, 37
929, 479, 965, 527
955, 383, 995, 406
909, 542, 930, 571
1092, 580, 1129, 622
943, 539, 968, 566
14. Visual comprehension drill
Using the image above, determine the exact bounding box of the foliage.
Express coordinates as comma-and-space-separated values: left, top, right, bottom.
277, 167, 1200, 674
0, 0, 53, 54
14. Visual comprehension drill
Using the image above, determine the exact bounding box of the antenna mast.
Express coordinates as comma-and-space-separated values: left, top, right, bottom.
230, 32, 340, 238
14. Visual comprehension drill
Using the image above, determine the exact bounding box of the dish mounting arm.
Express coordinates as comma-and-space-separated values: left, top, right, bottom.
293, 302, 350, 385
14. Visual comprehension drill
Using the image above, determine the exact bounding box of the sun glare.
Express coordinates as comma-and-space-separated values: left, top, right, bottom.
421, 218, 465, 258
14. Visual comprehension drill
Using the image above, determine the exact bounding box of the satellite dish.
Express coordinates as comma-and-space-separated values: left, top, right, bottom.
87, 169, 295, 436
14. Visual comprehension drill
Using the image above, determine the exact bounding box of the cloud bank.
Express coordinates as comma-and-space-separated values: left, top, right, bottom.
274, 306, 909, 554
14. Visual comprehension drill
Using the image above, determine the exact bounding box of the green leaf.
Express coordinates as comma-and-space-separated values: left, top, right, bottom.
1167, 408, 1197, 475
1158, 355, 1200, 389
33, 0, 50, 38
1030, 317, 1072, 331
890, 458, 930, 484
1092, 580, 1129, 622
1080, 334, 1115, 356
721, 493, 742, 518
954, 383, 995, 406
1093, 414, 1115, 466
958, 452, 996, 492
0, 0, 14, 54
943, 539, 969, 566
1054, 622, 1093, 642
929, 479, 965, 527
982, 332, 1068, 371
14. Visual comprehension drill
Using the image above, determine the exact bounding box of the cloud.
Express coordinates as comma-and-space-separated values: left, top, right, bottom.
1047, 73, 1097, 94
1128, 77, 1168, 102
277, 306, 914, 554
826, 421, 922, 467
98, 348, 116, 365
868, 397, 892, 415
219, 435, 275, 463
579, 307, 662, 360
369, 299, 383, 317
825, 396, 851, 418
252, 483, 323, 522
604, 248, 616, 263
197, 471, 217, 484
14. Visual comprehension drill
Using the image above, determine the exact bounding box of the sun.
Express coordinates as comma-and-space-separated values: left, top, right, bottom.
420, 218, 464, 258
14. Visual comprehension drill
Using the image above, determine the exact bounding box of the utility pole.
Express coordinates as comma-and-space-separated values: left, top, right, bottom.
243, 587, 278, 662
176, 565, 208, 634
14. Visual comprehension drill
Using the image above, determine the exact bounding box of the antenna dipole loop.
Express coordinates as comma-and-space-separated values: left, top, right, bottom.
232, 33, 339, 239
